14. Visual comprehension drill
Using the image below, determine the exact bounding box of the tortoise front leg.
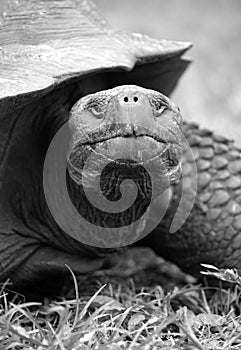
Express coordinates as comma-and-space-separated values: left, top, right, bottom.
9, 245, 108, 297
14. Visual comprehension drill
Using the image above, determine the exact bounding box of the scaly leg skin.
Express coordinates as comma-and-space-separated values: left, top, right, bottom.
7, 244, 109, 298
141, 122, 241, 275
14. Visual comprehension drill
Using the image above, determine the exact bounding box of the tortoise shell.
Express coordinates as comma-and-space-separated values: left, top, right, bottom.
0, 0, 191, 108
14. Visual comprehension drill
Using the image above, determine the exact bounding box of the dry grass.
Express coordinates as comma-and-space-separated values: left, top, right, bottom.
1, 266, 241, 350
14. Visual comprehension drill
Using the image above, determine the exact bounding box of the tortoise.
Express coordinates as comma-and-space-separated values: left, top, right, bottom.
1, 0, 241, 296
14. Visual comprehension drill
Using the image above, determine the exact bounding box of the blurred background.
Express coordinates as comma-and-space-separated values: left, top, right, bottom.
97, 0, 241, 144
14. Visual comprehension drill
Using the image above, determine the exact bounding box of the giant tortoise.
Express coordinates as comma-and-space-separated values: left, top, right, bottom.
0, 0, 241, 295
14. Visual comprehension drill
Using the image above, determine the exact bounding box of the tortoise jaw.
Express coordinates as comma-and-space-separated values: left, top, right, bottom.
67, 134, 182, 191
72, 122, 180, 148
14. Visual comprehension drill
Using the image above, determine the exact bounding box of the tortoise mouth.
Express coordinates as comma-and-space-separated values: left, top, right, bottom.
72, 122, 180, 148
67, 134, 182, 187
87, 136, 180, 173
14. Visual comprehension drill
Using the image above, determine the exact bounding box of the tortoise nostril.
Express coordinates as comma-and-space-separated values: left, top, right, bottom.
123, 96, 139, 103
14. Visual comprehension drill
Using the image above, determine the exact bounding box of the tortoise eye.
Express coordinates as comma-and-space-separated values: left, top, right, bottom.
85, 99, 106, 118
155, 104, 168, 114
150, 97, 168, 116
90, 104, 103, 117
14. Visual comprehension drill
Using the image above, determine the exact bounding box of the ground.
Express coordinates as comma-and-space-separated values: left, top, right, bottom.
97, 0, 241, 144
1, 256, 241, 349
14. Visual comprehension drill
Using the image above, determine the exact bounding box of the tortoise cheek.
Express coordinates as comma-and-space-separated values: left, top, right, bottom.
69, 109, 105, 144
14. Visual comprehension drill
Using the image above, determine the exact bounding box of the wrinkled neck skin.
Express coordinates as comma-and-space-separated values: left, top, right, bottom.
0, 76, 114, 256
0, 81, 182, 255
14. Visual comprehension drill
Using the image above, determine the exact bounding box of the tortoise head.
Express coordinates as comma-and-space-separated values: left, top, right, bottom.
66, 85, 183, 232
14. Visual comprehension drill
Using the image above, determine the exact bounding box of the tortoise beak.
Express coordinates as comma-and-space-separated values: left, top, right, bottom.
67, 134, 181, 194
